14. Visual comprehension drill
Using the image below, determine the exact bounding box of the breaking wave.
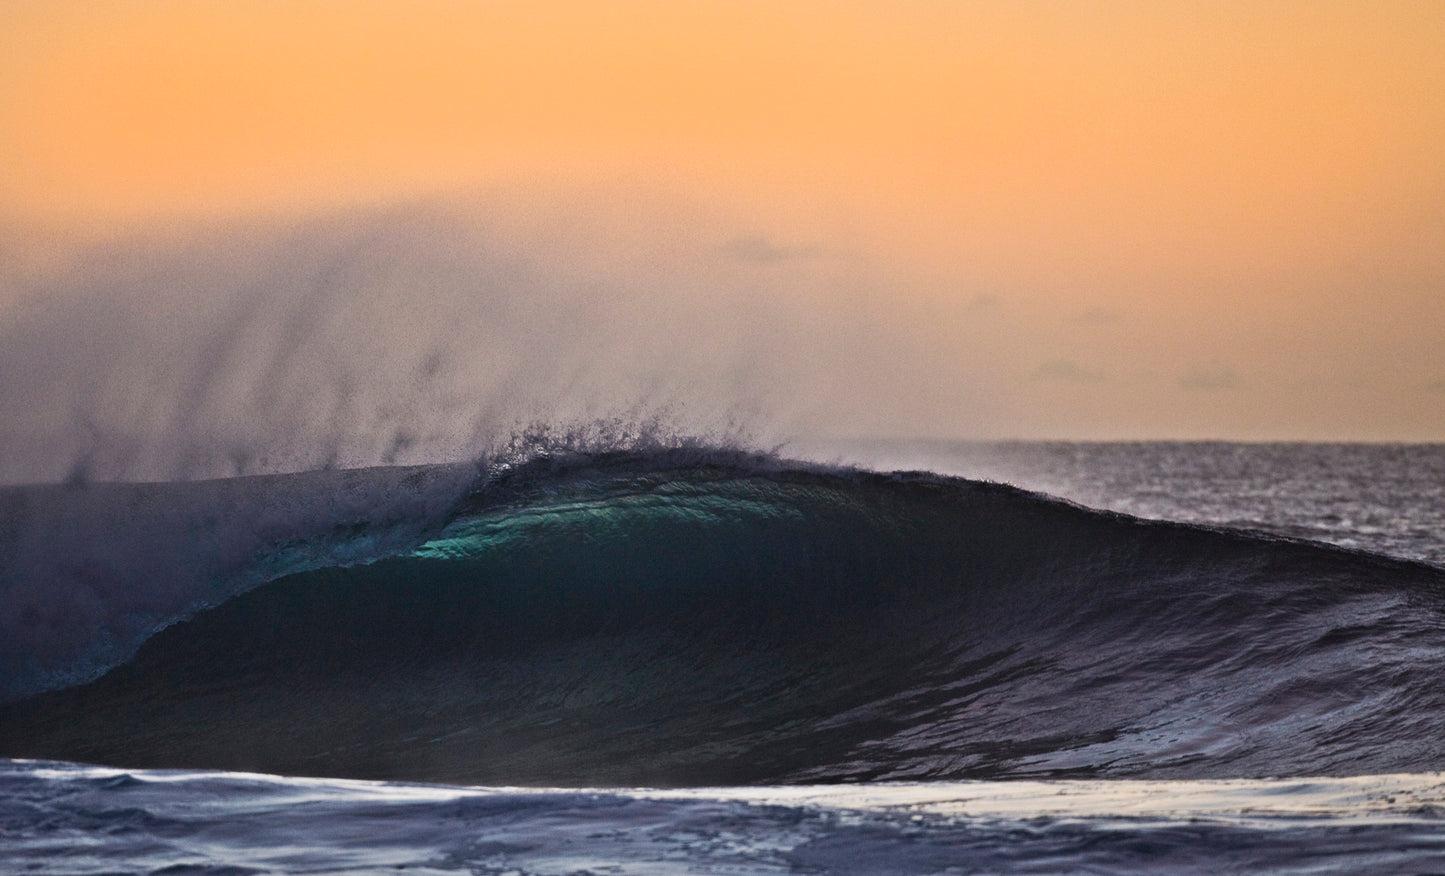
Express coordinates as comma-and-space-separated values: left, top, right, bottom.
4, 446, 1445, 786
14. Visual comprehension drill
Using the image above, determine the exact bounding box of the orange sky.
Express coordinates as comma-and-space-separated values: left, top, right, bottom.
2, 0, 1445, 448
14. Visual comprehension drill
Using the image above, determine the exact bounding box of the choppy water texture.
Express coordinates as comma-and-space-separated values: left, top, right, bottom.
3, 441, 1445, 872
6, 761, 1445, 875
825, 441, 1445, 566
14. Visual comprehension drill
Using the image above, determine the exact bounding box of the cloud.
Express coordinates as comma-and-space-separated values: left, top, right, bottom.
719, 235, 820, 263
964, 293, 1002, 314
1032, 360, 1105, 383
1179, 365, 1241, 392
1070, 306, 1121, 325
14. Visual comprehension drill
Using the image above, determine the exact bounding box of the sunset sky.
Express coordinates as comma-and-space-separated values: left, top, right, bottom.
2, 1, 1444, 476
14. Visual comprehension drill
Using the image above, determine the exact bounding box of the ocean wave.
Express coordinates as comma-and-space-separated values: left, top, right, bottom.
3, 448, 1445, 786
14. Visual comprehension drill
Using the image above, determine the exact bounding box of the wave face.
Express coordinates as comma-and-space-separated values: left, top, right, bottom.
3, 450, 1445, 786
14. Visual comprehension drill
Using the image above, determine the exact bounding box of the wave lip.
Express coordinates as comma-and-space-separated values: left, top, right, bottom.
3, 450, 1445, 786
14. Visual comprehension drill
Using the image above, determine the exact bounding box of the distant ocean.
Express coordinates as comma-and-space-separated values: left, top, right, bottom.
4, 440, 1445, 874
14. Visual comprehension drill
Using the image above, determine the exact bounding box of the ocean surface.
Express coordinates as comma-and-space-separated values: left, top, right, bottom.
3, 440, 1444, 873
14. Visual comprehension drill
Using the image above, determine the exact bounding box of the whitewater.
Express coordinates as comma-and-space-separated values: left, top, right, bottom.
4, 440, 1445, 873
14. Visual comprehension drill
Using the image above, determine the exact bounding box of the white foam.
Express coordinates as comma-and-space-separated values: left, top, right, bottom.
7, 760, 1445, 874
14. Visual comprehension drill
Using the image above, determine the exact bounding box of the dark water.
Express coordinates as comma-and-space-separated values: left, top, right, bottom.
3, 442, 1445, 872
